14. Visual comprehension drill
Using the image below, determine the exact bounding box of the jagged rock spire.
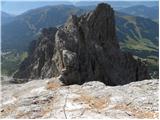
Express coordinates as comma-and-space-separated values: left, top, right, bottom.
13, 3, 150, 85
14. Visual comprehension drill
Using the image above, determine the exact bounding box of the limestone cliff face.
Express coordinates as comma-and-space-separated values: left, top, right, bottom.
13, 3, 150, 85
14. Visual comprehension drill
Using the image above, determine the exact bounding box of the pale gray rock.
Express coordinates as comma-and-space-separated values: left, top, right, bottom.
1, 78, 159, 119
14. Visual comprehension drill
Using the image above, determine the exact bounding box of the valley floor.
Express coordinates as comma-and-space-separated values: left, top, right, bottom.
0, 77, 159, 119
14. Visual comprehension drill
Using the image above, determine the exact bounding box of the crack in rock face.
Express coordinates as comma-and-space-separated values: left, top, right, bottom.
13, 3, 150, 85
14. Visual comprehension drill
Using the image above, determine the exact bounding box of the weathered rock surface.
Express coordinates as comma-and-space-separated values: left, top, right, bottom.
13, 3, 150, 85
13, 27, 59, 79
1, 78, 159, 119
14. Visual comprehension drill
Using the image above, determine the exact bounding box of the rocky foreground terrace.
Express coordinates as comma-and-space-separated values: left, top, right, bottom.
0, 77, 159, 119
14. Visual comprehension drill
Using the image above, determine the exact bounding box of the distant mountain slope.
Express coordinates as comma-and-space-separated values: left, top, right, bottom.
119, 5, 159, 20
75, 1, 158, 8
2, 5, 84, 52
116, 12, 158, 77
2, 5, 158, 52
1, 11, 15, 25
116, 12, 158, 52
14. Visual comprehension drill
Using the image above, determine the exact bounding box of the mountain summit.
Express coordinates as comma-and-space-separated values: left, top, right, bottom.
13, 3, 150, 85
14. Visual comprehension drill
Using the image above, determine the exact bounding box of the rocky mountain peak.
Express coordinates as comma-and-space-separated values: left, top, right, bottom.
13, 3, 150, 85
65, 15, 78, 27
94, 3, 112, 16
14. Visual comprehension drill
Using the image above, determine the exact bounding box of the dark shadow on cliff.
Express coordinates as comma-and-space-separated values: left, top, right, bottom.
12, 3, 150, 86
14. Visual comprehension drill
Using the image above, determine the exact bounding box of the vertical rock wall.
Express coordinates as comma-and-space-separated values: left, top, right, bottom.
13, 3, 150, 85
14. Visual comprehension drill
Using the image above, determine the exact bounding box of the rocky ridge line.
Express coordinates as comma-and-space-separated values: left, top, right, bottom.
13, 3, 150, 85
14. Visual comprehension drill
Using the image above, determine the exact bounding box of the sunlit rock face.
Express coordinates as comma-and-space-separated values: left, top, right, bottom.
1, 78, 158, 119
13, 3, 150, 85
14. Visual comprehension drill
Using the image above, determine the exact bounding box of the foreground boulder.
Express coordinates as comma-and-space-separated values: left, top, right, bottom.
13, 3, 150, 85
1, 78, 159, 119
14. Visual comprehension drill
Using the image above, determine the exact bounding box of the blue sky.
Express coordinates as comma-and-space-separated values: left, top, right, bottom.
1, 0, 159, 15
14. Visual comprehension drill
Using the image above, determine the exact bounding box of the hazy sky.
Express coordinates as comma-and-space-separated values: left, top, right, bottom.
1, 0, 159, 15
1, 0, 158, 1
